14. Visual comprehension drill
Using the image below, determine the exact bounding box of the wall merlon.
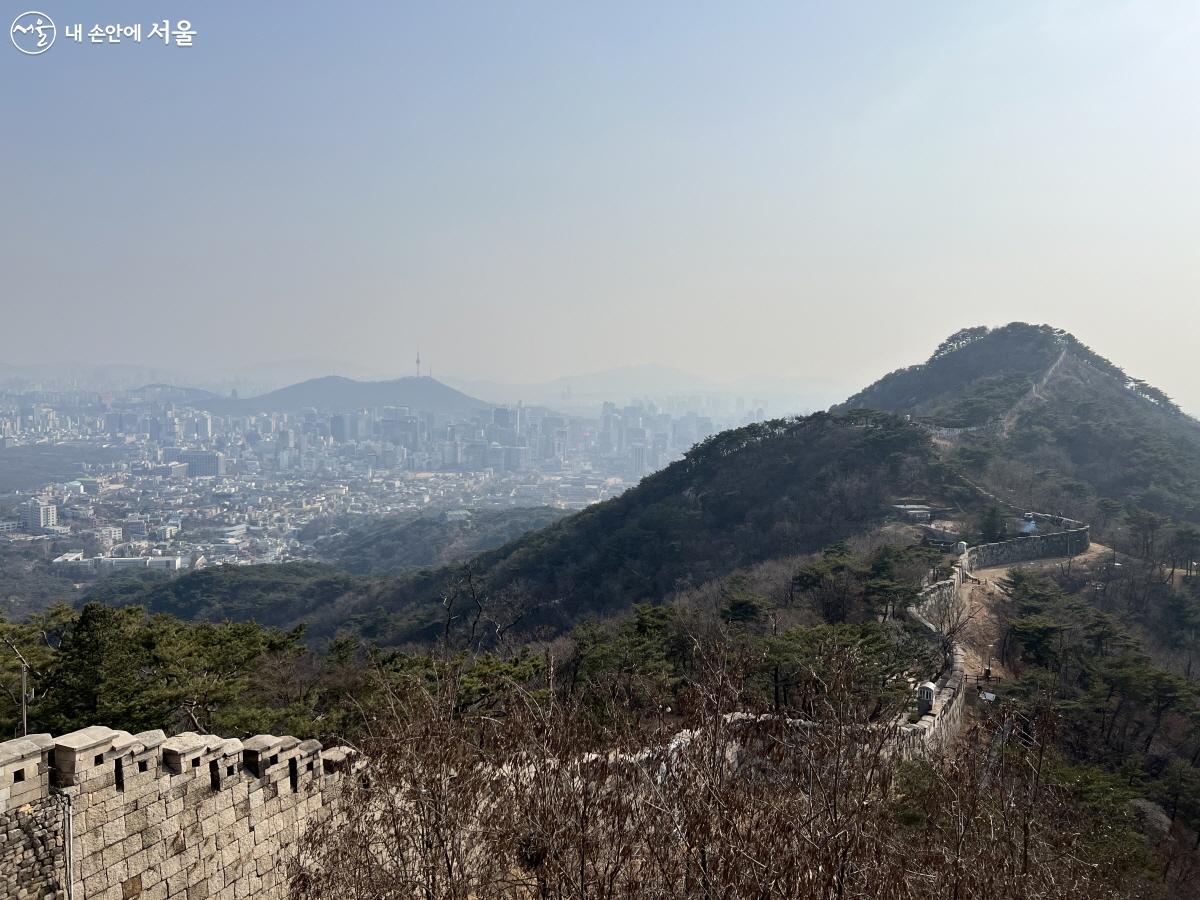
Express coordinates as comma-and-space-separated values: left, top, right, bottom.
319, 746, 354, 773
242, 734, 307, 782
161, 731, 221, 775
0, 733, 53, 813
51, 725, 122, 787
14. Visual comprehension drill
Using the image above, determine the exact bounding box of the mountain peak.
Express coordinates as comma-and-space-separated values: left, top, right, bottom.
836, 321, 1199, 522
201, 374, 490, 415
841, 322, 1183, 425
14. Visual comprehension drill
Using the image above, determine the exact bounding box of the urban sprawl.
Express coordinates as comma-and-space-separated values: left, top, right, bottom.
0, 388, 766, 576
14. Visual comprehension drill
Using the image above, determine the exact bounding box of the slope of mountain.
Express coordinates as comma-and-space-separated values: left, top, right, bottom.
322, 507, 569, 576
302, 412, 958, 644
839, 323, 1200, 522
70, 413, 955, 646
84, 509, 569, 623
204, 375, 490, 415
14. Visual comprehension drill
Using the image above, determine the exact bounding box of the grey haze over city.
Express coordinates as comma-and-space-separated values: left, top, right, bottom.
3, 2, 1200, 414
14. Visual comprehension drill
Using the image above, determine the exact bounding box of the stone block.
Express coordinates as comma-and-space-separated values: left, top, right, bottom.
101, 818, 126, 848
82, 848, 106, 879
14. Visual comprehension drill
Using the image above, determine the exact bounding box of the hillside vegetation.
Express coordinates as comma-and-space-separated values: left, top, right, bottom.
841, 323, 1200, 523
79, 509, 570, 630
322, 507, 568, 575
307, 412, 960, 645
84, 562, 368, 629
93, 413, 958, 644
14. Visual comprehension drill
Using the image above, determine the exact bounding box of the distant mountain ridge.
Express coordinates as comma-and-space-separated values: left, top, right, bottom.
79, 322, 1200, 646
201, 375, 491, 416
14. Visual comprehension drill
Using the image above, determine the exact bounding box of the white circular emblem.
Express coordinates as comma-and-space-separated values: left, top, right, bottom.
10, 11, 56, 55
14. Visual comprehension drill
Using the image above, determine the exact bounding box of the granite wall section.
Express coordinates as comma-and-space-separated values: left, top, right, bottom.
0, 726, 353, 900
966, 523, 1090, 572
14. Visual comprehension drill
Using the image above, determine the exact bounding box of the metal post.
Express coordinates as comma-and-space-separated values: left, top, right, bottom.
20, 661, 27, 736
4, 637, 36, 737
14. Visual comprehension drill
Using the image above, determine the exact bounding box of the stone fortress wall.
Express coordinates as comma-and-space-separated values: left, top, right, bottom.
966, 513, 1089, 571
1, 726, 352, 900
899, 512, 1090, 756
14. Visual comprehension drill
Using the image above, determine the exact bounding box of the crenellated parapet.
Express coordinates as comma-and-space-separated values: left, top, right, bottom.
0, 726, 354, 900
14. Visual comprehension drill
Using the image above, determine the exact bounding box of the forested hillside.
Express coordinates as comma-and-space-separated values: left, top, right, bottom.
322, 507, 568, 575
304, 412, 960, 645
83, 563, 369, 629
841, 323, 1200, 523
72, 509, 566, 629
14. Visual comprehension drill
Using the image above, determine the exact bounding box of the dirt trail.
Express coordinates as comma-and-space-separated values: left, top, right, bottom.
956, 541, 1112, 682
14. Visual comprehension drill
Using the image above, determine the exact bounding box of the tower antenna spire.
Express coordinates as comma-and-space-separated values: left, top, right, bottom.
416, 345, 421, 378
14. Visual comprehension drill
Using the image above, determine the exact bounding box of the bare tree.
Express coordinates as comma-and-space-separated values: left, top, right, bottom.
292, 638, 1145, 900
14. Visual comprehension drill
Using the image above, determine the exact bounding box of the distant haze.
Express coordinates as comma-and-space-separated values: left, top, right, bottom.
2, 2, 1198, 413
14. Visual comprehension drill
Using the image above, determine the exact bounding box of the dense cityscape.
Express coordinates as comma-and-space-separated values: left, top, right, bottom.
0, 380, 768, 576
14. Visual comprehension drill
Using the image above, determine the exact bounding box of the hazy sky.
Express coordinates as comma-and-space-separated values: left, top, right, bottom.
3, 1, 1199, 410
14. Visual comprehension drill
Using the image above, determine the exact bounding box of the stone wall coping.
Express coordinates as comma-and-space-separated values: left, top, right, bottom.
161, 731, 218, 756
0, 733, 52, 766
218, 736, 244, 755
53, 725, 118, 752
243, 733, 282, 753
321, 747, 355, 771
133, 728, 166, 749
110, 730, 140, 754
0, 728, 336, 768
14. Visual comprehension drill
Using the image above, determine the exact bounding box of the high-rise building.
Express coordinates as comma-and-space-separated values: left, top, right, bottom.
19, 499, 57, 531
179, 450, 226, 477
330, 414, 349, 443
